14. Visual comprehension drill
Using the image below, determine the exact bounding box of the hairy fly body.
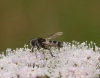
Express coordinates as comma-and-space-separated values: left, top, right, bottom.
28, 32, 63, 57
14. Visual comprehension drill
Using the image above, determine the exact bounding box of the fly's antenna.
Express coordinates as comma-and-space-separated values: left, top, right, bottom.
28, 40, 30, 43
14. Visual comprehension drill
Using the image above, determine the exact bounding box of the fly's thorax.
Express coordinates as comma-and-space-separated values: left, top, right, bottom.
37, 38, 46, 44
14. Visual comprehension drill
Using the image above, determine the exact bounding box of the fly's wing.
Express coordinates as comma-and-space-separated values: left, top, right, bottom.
44, 32, 63, 40
42, 42, 58, 47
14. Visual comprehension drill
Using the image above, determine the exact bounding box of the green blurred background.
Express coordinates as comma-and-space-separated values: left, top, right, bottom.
0, 0, 100, 53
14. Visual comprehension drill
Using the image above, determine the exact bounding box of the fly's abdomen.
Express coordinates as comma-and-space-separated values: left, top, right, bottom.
49, 41, 63, 47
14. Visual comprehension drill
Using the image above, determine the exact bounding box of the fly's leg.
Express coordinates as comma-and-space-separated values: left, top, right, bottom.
41, 45, 46, 59
31, 46, 34, 52
42, 45, 55, 57
31, 46, 38, 58
49, 46, 55, 57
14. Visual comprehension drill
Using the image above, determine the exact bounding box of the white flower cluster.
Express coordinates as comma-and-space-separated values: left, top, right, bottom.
0, 41, 100, 78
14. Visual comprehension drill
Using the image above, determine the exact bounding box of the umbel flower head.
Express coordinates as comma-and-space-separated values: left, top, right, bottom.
0, 41, 100, 78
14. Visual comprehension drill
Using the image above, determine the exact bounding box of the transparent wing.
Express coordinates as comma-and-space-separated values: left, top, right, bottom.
44, 32, 63, 40
42, 42, 58, 47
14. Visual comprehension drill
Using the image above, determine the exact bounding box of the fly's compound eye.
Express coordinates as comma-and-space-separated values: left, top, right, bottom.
31, 38, 37, 46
